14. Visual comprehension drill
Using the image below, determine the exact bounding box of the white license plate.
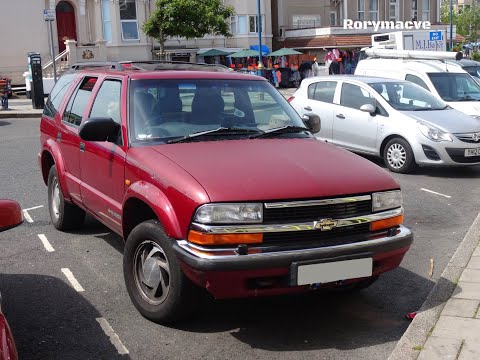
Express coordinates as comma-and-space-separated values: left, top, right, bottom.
465, 148, 480, 157
296, 258, 373, 286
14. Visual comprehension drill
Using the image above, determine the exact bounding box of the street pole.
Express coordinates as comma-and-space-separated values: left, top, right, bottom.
257, 0, 264, 70
48, 20, 57, 83
449, 0, 453, 50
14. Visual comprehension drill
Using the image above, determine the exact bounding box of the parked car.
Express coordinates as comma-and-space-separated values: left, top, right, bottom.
445, 58, 480, 85
289, 75, 480, 173
355, 52, 480, 119
0, 199, 23, 360
39, 61, 413, 323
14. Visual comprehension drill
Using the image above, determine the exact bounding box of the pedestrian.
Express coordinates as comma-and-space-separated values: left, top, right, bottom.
312, 57, 323, 77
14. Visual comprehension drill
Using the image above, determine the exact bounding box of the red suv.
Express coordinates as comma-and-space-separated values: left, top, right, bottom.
39, 61, 413, 323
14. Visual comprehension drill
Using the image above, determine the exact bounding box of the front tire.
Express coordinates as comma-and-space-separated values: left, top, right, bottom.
47, 165, 85, 230
383, 138, 416, 173
123, 220, 199, 324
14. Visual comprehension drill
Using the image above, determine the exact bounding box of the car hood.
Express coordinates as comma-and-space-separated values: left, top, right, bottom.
402, 108, 480, 133
151, 138, 399, 202
446, 101, 480, 116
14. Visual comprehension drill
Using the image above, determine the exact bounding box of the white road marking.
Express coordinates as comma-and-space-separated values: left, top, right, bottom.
96, 318, 129, 355
38, 234, 55, 252
22, 210, 33, 223
61, 268, 85, 292
420, 188, 451, 199
24, 205, 44, 211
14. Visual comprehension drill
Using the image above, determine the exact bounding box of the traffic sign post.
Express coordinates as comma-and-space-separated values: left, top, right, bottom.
44, 9, 57, 83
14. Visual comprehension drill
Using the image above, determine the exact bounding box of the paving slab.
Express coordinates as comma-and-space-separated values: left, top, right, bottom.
458, 340, 480, 360
460, 268, 480, 283
417, 336, 462, 360
441, 298, 479, 318
452, 282, 480, 300
466, 256, 480, 270
432, 316, 480, 341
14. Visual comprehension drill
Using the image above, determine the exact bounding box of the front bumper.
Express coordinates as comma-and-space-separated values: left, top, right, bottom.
173, 225, 413, 299
411, 137, 480, 166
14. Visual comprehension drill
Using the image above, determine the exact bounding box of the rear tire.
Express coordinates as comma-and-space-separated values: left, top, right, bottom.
123, 220, 200, 324
47, 165, 85, 230
383, 138, 416, 174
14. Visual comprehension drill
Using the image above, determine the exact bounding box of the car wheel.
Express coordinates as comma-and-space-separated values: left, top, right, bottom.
47, 165, 85, 230
383, 138, 416, 173
123, 220, 199, 324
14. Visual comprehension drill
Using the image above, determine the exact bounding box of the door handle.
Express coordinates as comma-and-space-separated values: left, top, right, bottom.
336, 114, 345, 119
56, 132, 62, 142
304, 106, 312, 111
79, 142, 85, 152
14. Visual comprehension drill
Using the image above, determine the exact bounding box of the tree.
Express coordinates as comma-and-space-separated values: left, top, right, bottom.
143, 0, 235, 59
441, 1, 480, 42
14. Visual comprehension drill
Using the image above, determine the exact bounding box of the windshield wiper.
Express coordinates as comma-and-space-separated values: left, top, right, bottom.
249, 125, 310, 139
413, 107, 436, 111
457, 95, 478, 101
168, 127, 260, 144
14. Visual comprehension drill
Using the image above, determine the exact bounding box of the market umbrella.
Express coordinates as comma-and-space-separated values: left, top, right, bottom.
198, 48, 231, 57
229, 49, 263, 58
269, 48, 303, 56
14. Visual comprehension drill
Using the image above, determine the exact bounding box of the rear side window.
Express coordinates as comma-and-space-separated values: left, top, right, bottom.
308, 81, 337, 103
405, 74, 429, 90
63, 77, 98, 127
43, 73, 76, 118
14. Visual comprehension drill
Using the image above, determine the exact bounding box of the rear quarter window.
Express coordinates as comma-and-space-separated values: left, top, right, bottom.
43, 73, 76, 118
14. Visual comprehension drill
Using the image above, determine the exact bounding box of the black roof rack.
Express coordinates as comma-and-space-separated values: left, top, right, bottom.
68, 60, 233, 72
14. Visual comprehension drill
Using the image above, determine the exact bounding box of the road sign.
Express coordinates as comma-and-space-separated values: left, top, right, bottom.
429, 31, 442, 41
43, 9, 55, 21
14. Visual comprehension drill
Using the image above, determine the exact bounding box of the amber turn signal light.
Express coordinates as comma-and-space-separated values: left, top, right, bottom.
187, 230, 263, 246
370, 215, 403, 231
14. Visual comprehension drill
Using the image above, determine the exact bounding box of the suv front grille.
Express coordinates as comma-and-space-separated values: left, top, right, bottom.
263, 199, 372, 223
263, 223, 372, 246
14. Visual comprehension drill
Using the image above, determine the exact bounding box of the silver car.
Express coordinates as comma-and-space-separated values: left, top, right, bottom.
289, 75, 480, 173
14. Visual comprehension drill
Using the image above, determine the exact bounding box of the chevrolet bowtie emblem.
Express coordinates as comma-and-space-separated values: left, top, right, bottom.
314, 218, 338, 231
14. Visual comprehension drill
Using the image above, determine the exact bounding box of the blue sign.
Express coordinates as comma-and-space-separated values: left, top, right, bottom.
429, 31, 442, 41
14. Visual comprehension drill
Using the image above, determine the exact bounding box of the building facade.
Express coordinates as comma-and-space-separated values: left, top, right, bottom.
0, 0, 273, 84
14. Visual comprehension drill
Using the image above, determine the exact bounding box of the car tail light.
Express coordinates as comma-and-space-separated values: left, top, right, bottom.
187, 230, 263, 245
287, 96, 295, 103
370, 215, 403, 231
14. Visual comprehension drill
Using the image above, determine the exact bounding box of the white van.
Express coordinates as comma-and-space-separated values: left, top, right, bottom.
355, 50, 480, 119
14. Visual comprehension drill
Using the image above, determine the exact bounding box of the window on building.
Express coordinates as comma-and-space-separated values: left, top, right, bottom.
330, 12, 337, 26
230, 16, 237, 34
421, 0, 430, 21
102, 0, 112, 43
249, 15, 258, 33
119, 0, 139, 41
389, 0, 399, 21
238, 15, 247, 34
358, 0, 365, 21
369, 0, 378, 21
411, 0, 418, 21
292, 15, 321, 29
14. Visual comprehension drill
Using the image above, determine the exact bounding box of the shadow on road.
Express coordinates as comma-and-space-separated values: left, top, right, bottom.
0, 120, 11, 127
0, 274, 130, 360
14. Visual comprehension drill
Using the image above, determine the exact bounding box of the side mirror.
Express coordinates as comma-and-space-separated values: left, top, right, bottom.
360, 103, 376, 114
302, 113, 321, 133
79, 117, 121, 142
0, 200, 23, 232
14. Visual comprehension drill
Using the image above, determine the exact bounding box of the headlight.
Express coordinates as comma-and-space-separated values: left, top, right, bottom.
372, 191, 403, 212
194, 203, 263, 224
417, 121, 452, 142
471, 115, 480, 120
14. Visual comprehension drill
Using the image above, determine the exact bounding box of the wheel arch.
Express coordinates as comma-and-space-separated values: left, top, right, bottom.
122, 182, 182, 241
380, 134, 411, 158
40, 140, 71, 200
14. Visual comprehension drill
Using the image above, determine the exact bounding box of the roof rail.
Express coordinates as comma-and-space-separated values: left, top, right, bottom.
364, 48, 463, 61
70, 62, 125, 70
119, 60, 233, 72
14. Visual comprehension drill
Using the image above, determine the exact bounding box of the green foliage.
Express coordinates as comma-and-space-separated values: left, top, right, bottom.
441, 1, 480, 41
143, 0, 235, 56
472, 51, 480, 61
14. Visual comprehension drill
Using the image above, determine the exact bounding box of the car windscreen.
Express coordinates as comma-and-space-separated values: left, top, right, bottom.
128, 78, 306, 144
428, 72, 480, 102
463, 66, 480, 79
368, 81, 447, 111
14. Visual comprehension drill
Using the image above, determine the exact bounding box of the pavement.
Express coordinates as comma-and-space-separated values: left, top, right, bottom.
0, 97, 44, 118
2, 87, 480, 359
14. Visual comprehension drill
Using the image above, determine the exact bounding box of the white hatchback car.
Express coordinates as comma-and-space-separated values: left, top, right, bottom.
289, 75, 480, 173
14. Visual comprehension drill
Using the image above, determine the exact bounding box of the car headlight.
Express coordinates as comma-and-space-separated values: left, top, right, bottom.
372, 191, 403, 212
417, 121, 452, 142
471, 115, 480, 120
194, 203, 263, 224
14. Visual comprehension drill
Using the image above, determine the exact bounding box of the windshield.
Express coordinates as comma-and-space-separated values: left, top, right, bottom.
428, 72, 480, 101
368, 81, 447, 111
463, 66, 480, 79
129, 79, 305, 144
